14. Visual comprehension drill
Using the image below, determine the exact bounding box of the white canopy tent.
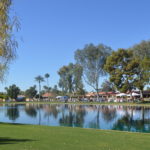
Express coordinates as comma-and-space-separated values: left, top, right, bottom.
127, 93, 140, 97
116, 93, 127, 97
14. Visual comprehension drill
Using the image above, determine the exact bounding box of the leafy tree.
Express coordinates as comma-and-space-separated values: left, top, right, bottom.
0, 0, 20, 81
5, 84, 20, 100
75, 43, 112, 99
104, 49, 140, 96
35, 75, 44, 100
130, 40, 150, 59
130, 41, 150, 97
52, 85, 60, 95
58, 63, 83, 94
43, 85, 51, 93
100, 80, 116, 92
25, 85, 37, 99
0, 92, 8, 99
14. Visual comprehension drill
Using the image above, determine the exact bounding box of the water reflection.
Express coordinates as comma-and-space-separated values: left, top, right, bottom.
59, 105, 86, 127
25, 105, 37, 118
6, 106, 19, 121
101, 105, 117, 122
0, 104, 150, 132
113, 106, 150, 132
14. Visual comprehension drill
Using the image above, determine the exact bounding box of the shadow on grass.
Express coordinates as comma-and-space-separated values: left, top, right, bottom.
0, 137, 35, 145
0, 122, 27, 126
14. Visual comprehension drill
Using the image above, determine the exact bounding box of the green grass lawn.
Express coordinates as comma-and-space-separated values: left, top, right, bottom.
0, 123, 150, 150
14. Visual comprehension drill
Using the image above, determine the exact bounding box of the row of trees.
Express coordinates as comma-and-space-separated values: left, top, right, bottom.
0, 1, 149, 100
3, 73, 60, 100
58, 44, 112, 98
4, 84, 60, 100
58, 41, 150, 99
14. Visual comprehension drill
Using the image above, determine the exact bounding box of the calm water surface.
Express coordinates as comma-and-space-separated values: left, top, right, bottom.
0, 103, 150, 133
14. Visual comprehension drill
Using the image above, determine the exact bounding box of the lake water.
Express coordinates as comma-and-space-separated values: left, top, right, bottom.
0, 103, 150, 133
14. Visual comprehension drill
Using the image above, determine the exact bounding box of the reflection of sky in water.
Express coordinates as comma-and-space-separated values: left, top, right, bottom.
0, 104, 150, 133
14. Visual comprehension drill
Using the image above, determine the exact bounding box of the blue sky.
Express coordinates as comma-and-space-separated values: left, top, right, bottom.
1, 0, 150, 92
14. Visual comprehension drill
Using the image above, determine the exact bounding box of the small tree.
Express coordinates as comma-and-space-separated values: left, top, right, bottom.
58, 63, 83, 94
5, 84, 20, 100
25, 85, 37, 99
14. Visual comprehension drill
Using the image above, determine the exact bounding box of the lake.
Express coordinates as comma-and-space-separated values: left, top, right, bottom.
0, 103, 150, 133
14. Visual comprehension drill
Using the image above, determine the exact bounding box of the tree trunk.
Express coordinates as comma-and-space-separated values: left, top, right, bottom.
96, 80, 99, 102
47, 78, 50, 101
96, 90, 99, 102
140, 90, 143, 99
130, 91, 133, 102
39, 81, 41, 101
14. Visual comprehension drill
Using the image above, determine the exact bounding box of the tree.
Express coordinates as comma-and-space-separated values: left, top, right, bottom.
133, 57, 150, 98
35, 75, 44, 100
5, 84, 20, 100
44, 73, 50, 100
129, 40, 150, 98
43, 85, 51, 93
130, 40, 150, 59
75, 43, 112, 100
52, 85, 60, 95
100, 80, 116, 92
0, 0, 20, 81
25, 85, 37, 99
45, 73, 50, 88
58, 63, 83, 94
0, 92, 8, 99
104, 49, 140, 97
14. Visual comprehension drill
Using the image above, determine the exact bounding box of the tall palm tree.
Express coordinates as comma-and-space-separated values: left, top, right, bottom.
45, 73, 50, 101
35, 75, 44, 100
45, 73, 50, 87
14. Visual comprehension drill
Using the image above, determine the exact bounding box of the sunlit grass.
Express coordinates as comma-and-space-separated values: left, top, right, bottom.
0, 123, 150, 150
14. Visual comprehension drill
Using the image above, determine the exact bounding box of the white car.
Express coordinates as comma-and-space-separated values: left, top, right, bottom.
56, 96, 69, 102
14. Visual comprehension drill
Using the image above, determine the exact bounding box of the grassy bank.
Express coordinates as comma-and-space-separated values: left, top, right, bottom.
1, 101, 150, 107
0, 123, 150, 150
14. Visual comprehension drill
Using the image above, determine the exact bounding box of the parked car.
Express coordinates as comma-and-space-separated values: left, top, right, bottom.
56, 96, 69, 102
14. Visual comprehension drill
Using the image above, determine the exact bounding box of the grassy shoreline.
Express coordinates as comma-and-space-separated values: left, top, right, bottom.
0, 123, 150, 150
1, 101, 150, 107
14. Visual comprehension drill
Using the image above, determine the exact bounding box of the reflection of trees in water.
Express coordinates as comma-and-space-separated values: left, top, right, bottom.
25, 105, 37, 118
88, 105, 101, 129
113, 106, 150, 132
43, 104, 60, 119
59, 105, 86, 127
6, 106, 19, 121
101, 105, 117, 122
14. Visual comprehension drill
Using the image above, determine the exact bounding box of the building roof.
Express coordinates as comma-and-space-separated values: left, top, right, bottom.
42, 93, 55, 97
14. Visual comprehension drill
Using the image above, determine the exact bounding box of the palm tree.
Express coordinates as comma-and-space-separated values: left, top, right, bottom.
35, 75, 44, 100
45, 73, 50, 87
45, 73, 50, 101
